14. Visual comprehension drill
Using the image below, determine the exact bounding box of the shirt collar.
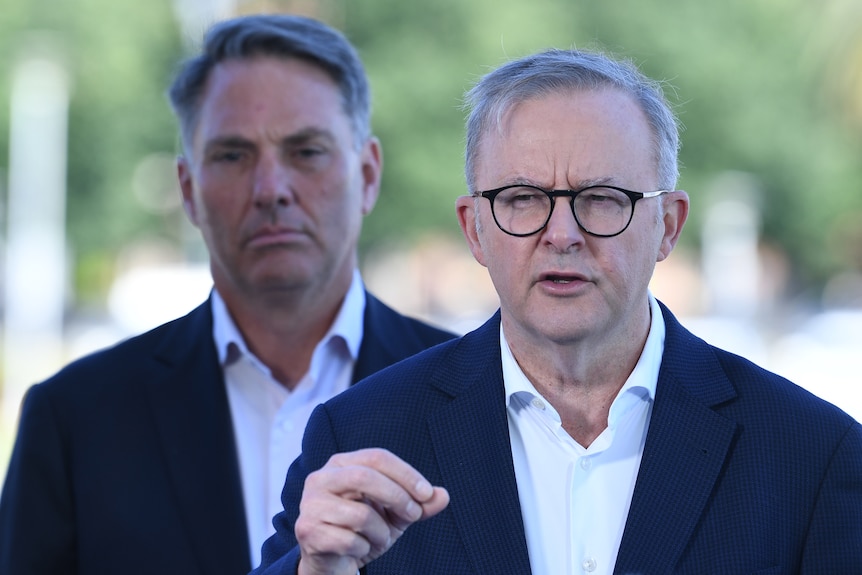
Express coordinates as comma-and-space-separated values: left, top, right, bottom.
311, 268, 366, 373
211, 269, 367, 372
501, 292, 665, 425
607, 293, 664, 425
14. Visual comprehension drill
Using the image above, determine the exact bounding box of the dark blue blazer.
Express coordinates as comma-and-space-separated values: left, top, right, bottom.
0, 293, 455, 575
256, 302, 862, 574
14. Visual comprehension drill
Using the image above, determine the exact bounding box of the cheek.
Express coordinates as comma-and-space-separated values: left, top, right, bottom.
195, 193, 227, 224
592, 242, 639, 285
318, 183, 359, 217
615, 242, 658, 288
315, 165, 359, 205
192, 185, 242, 234
482, 236, 528, 287
471, 209, 502, 266
313, 185, 365, 240
195, 172, 234, 204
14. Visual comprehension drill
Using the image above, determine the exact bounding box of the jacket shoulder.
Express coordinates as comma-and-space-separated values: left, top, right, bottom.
659, 300, 857, 432
29, 302, 212, 400
364, 292, 457, 345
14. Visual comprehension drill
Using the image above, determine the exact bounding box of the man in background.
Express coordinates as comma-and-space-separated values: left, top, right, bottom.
0, 14, 454, 575
252, 48, 862, 575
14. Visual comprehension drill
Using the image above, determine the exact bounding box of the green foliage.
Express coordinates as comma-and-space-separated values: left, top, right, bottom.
346, 0, 862, 295
0, 0, 183, 303
1, 0, 861, 306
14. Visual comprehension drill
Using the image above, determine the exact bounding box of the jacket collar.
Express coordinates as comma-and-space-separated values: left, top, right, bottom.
425, 304, 739, 574
615, 302, 738, 574
146, 300, 252, 574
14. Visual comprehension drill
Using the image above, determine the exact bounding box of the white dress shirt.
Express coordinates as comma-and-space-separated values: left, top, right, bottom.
504, 294, 665, 575
212, 270, 366, 568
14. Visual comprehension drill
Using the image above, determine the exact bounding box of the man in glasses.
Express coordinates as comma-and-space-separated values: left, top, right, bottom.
253, 48, 862, 574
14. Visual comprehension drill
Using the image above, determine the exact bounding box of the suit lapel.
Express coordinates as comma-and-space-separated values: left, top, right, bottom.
144, 301, 251, 575
418, 305, 738, 574
352, 293, 401, 381
426, 314, 533, 574
614, 305, 738, 574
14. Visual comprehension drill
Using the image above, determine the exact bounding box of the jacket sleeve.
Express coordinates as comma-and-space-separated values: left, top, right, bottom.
0, 384, 77, 574
800, 420, 862, 572
251, 403, 341, 575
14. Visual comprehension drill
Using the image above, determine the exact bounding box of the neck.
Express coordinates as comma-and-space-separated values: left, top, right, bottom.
503, 303, 651, 447
217, 276, 353, 390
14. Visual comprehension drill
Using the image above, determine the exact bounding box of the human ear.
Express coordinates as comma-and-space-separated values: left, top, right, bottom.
177, 156, 200, 227
456, 195, 488, 268
359, 137, 382, 215
657, 190, 690, 261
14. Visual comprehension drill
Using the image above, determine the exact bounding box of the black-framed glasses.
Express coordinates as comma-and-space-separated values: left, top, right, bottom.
476, 184, 670, 238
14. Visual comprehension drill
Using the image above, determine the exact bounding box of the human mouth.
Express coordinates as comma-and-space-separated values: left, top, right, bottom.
246, 226, 303, 248
538, 271, 590, 292
540, 271, 587, 282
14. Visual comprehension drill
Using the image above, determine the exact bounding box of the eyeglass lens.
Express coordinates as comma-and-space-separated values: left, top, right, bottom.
491, 186, 633, 236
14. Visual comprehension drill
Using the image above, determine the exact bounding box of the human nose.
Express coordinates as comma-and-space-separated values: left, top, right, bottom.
542, 196, 585, 250
252, 153, 293, 208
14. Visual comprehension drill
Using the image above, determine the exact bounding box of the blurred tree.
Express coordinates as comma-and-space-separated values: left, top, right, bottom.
1, 0, 861, 311
340, 0, 862, 299
0, 0, 184, 307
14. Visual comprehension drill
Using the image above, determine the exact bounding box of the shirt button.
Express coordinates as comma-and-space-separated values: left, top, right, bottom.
579, 457, 592, 470
582, 557, 597, 572
530, 397, 546, 410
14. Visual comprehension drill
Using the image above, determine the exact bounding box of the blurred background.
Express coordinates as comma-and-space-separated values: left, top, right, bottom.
1, 0, 861, 483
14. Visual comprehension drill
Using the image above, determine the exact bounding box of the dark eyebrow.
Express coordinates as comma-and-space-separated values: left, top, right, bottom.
202, 128, 338, 155
282, 127, 337, 147
202, 136, 256, 155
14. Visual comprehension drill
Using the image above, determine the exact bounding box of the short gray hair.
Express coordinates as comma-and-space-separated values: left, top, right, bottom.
464, 48, 680, 191
168, 14, 371, 153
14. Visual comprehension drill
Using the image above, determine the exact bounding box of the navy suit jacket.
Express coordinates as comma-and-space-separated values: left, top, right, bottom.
256, 302, 862, 574
0, 292, 455, 575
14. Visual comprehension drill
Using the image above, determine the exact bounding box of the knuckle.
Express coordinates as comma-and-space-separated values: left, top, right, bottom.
327, 451, 350, 467
303, 468, 329, 491
364, 447, 390, 467
295, 516, 332, 551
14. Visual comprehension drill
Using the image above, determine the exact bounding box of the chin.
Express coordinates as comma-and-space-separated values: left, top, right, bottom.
519, 311, 586, 342
246, 272, 307, 292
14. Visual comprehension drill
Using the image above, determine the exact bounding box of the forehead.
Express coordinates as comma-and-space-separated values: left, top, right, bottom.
475, 88, 658, 187
193, 56, 349, 145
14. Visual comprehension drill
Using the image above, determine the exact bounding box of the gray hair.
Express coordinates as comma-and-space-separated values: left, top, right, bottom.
168, 14, 371, 154
464, 48, 680, 191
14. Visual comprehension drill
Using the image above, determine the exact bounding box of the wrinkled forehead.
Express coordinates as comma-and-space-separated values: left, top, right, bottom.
473, 88, 659, 186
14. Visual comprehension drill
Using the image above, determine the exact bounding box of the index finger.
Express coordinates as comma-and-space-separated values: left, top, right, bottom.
326, 448, 435, 503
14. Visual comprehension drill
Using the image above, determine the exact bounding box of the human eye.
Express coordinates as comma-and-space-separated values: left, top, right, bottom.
287, 141, 332, 171
499, 186, 545, 208
295, 146, 325, 159
580, 187, 627, 207
205, 142, 251, 165
212, 150, 244, 163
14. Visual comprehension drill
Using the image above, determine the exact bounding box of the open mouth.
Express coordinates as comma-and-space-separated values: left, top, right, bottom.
542, 273, 584, 284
